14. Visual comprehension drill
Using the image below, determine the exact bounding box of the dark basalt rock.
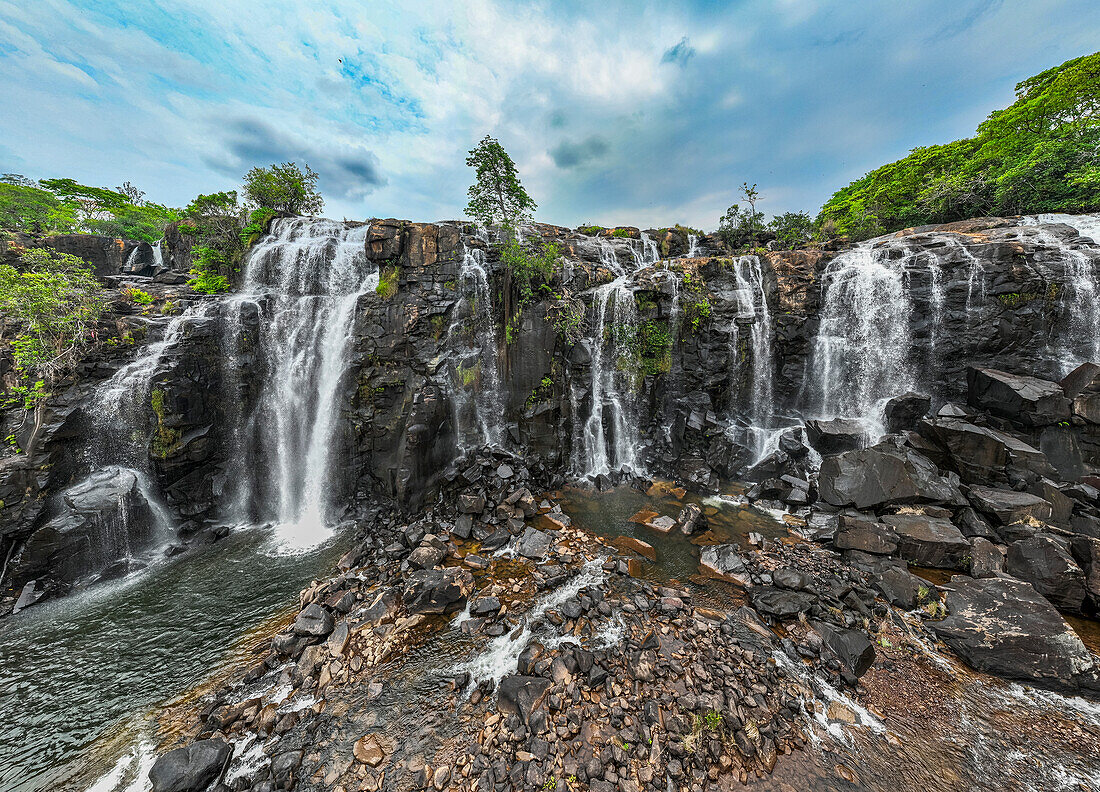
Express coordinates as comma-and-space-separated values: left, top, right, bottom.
881, 513, 970, 568
804, 418, 868, 456
698, 545, 750, 585
967, 485, 1052, 525
497, 675, 552, 724
921, 417, 1052, 483
834, 514, 898, 555
675, 502, 708, 535
932, 576, 1100, 695
292, 603, 334, 637
402, 567, 474, 614
749, 586, 816, 618
813, 621, 875, 677
149, 739, 232, 792
967, 367, 1071, 428
1005, 534, 1088, 613
818, 443, 963, 510
885, 392, 931, 434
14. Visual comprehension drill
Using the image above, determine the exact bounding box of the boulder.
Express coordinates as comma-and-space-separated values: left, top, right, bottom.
967, 368, 1071, 427
967, 486, 1052, 525
813, 621, 875, 677
610, 536, 657, 561
749, 586, 816, 619
699, 545, 750, 585
402, 567, 474, 614
968, 537, 1005, 578
515, 527, 554, 559
773, 567, 811, 590
1061, 361, 1100, 423
149, 739, 233, 792
497, 675, 552, 724
353, 734, 387, 767
408, 543, 446, 570
818, 443, 963, 510
1005, 535, 1087, 612
922, 417, 1051, 482
1069, 535, 1100, 610
872, 565, 925, 609
885, 392, 931, 433
932, 577, 1100, 695
292, 604, 334, 637
676, 503, 708, 535
833, 514, 898, 555
882, 513, 970, 568
804, 418, 868, 455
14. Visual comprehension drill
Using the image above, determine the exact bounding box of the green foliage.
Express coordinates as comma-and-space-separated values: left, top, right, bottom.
768, 211, 814, 249
150, 387, 181, 458
457, 360, 481, 388
86, 202, 181, 243
685, 298, 712, 334
0, 182, 74, 234
614, 319, 673, 381
550, 296, 586, 344
819, 51, 1100, 237
674, 223, 705, 236
242, 162, 323, 215
718, 204, 765, 250
705, 710, 723, 730
526, 375, 554, 406
577, 224, 605, 235
610, 228, 633, 238
239, 207, 278, 247
122, 287, 154, 305
500, 235, 561, 307
376, 266, 400, 299
0, 247, 105, 388
465, 135, 537, 228
186, 246, 231, 294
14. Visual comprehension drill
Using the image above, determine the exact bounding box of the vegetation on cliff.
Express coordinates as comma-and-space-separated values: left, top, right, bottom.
465, 135, 537, 228
818, 51, 1100, 239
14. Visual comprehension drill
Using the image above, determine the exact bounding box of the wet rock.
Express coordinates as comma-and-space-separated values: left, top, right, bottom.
773, 567, 811, 590
403, 567, 474, 614
408, 543, 446, 570
749, 586, 816, 619
361, 587, 400, 624
699, 545, 750, 585
292, 604, 334, 637
818, 443, 963, 510
967, 368, 1071, 427
804, 418, 868, 455
327, 620, 350, 657
932, 576, 1100, 695
459, 493, 486, 514
354, 734, 387, 767
1069, 535, 1100, 610
813, 622, 875, 677
967, 486, 1052, 525
1005, 535, 1087, 612
1062, 361, 1100, 423
149, 739, 232, 792
885, 392, 931, 433
923, 417, 1052, 482
882, 513, 970, 568
516, 527, 554, 559
968, 537, 1005, 578
644, 515, 676, 532
834, 514, 898, 555
497, 675, 552, 724
675, 503, 708, 535
470, 596, 502, 617
610, 536, 656, 561
872, 565, 924, 609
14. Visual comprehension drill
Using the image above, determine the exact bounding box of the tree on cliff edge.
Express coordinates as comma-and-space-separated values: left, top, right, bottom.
242, 162, 324, 216
465, 136, 536, 228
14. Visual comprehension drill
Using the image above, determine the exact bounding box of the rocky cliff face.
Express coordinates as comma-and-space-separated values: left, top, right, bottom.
4, 213, 1100, 611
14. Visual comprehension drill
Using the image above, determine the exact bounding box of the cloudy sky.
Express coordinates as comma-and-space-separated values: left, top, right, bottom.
1, 0, 1097, 229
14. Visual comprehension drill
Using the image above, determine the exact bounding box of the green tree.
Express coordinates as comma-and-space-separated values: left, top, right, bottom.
242, 162, 323, 215
768, 211, 814, 249
0, 183, 76, 234
181, 191, 245, 294
818, 51, 1100, 237
0, 247, 105, 389
465, 135, 537, 228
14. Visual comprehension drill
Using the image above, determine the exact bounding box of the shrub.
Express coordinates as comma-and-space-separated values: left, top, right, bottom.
122, 287, 154, 305
243, 162, 323, 215
376, 266, 399, 299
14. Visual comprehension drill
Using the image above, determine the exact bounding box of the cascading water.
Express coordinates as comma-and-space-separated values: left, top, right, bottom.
575, 277, 640, 478
728, 256, 775, 458
686, 234, 699, 257
448, 243, 506, 450
228, 218, 376, 549
1020, 214, 1100, 372
807, 241, 915, 434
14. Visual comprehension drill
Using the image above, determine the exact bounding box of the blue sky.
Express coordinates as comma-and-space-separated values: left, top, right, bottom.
1, 0, 1098, 229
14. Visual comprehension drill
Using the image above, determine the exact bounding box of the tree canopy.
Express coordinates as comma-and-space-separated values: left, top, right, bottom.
242, 162, 323, 215
818, 51, 1100, 239
465, 135, 537, 228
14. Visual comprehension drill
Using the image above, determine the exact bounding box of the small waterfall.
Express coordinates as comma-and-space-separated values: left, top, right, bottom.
575, 276, 640, 478
1020, 214, 1100, 373
808, 242, 915, 433
229, 218, 376, 549
686, 234, 699, 257
151, 241, 164, 271
730, 256, 775, 458
448, 244, 505, 450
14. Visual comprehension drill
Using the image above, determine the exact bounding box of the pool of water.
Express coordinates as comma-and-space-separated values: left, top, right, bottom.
0, 524, 348, 792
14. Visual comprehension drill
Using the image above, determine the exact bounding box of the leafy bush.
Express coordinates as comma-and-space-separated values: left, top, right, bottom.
186, 246, 231, 294
499, 236, 561, 306
768, 212, 814, 249
610, 228, 633, 238
685, 298, 712, 334
122, 287, 154, 305
819, 51, 1100, 237
243, 163, 323, 215
577, 224, 605, 235
0, 247, 105, 390
376, 266, 399, 299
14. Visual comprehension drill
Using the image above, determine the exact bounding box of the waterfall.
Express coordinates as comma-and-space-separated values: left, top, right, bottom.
228, 218, 376, 549
1020, 214, 1100, 373
151, 241, 164, 271
730, 256, 775, 458
448, 244, 505, 450
808, 242, 915, 433
575, 276, 640, 478
686, 234, 699, 257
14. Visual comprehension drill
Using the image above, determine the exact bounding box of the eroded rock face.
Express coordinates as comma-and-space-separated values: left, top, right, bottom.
817, 443, 963, 510
932, 576, 1100, 695
967, 368, 1071, 428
